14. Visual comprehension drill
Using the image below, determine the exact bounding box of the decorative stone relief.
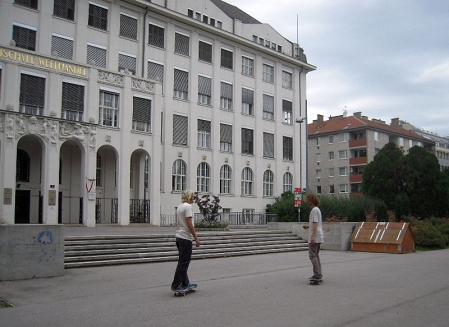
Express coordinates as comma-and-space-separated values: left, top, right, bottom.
98, 70, 124, 87
139, 140, 144, 147
132, 78, 154, 94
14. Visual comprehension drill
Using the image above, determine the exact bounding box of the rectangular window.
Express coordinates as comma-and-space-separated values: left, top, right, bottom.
20, 73, 45, 115
242, 87, 254, 115
316, 169, 322, 178
202, 15, 208, 24
199, 40, 212, 63
283, 136, 293, 160
220, 123, 232, 152
173, 114, 188, 145
197, 119, 211, 149
221, 48, 233, 70
338, 150, 348, 159
263, 63, 274, 83
209, 18, 215, 27
118, 52, 136, 75
282, 70, 292, 88
242, 56, 254, 76
13, 24, 36, 51
148, 23, 164, 48
329, 151, 335, 160
51, 34, 73, 60
242, 128, 254, 155
220, 165, 231, 194
263, 94, 274, 120
14, 0, 37, 9
316, 153, 321, 162
374, 131, 379, 141
132, 97, 151, 133
339, 167, 348, 176
99, 90, 119, 127
339, 133, 348, 142
53, 0, 75, 21
328, 135, 334, 144
198, 75, 211, 105
330, 185, 335, 194
173, 69, 188, 100
282, 99, 292, 124
88, 3, 108, 31
263, 132, 274, 158
120, 13, 138, 40
175, 32, 190, 56
316, 137, 321, 146
61, 82, 84, 121
87, 43, 106, 68
147, 60, 164, 83
339, 184, 348, 193
329, 168, 334, 177
220, 82, 233, 110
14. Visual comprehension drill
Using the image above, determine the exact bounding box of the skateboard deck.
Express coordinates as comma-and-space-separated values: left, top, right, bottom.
174, 289, 196, 297
309, 279, 322, 285
174, 285, 197, 297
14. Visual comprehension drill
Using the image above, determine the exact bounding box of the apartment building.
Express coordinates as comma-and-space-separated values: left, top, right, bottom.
307, 112, 434, 197
400, 121, 449, 172
0, 0, 315, 226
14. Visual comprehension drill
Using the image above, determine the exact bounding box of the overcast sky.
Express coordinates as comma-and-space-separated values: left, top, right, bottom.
227, 0, 449, 136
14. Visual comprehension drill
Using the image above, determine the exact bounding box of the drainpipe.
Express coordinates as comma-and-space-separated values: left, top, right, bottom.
141, 7, 149, 78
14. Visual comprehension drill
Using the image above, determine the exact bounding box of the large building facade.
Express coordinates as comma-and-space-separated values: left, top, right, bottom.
0, 0, 315, 226
307, 112, 434, 197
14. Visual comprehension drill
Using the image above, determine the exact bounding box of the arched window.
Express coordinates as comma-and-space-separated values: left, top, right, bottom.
16, 149, 30, 182
241, 167, 253, 195
172, 159, 186, 191
283, 172, 293, 193
197, 162, 210, 193
220, 165, 232, 194
263, 170, 274, 197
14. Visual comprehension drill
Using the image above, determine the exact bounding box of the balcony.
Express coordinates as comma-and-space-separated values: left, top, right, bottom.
349, 139, 367, 148
350, 174, 363, 183
349, 157, 367, 165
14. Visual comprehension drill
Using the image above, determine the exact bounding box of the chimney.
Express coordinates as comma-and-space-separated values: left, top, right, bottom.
391, 118, 399, 129
353, 112, 362, 118
317, 114, 324, 123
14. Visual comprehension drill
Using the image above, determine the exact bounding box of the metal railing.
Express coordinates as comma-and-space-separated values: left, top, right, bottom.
129, 199, 150, 223
160, 212, 278, 226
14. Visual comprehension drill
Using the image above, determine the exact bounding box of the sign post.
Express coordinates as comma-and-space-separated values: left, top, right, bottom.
294, 187, 302, 222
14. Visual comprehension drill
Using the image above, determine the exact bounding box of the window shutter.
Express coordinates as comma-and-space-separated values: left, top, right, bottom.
62, 82, 84, 112
220, 124, 232, 143
20, 74, 45, 108
173, 114, 188, 145
263, 94, 274, 114
221, 82, 233, 99
282, 99, 292, 114
263, 133, 274, 158
174, 69, 188, 92
52, 35, 73, 60
87, 45, 106, 67
118, 53, 136, 74
133, 97, 151, 123
198, 119, 211, 133
148, 62, 164, 83
242, 88, 254, 105
120, 14, 137, 39
175, 33, 190, 56
198, 76, 211, 96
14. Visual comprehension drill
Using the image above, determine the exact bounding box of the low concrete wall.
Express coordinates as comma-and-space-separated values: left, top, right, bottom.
268, 222, 357, 251
0, 225, 64, 281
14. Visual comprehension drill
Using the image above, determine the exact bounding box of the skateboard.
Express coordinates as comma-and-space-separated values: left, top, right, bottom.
309, 278, 322, 285
173, 285, 197, 297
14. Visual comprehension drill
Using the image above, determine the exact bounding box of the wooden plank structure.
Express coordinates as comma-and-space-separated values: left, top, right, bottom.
350, 222, 415, 254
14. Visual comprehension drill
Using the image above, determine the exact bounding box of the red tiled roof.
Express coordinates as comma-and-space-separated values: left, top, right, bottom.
308, 115, 429, 142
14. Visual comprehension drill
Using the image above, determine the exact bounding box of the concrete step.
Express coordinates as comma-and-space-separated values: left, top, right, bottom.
64, 229, 308, 269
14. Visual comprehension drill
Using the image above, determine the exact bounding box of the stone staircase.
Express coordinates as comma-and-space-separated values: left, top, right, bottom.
64, 229, 308, 269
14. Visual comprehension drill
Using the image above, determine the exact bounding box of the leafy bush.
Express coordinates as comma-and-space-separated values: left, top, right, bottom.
407, 217, 449, 248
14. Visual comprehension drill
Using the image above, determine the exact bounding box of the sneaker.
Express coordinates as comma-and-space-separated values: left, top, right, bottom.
186, 283, 198, 290
309, 275, 322, 281
171, 285, 186, 292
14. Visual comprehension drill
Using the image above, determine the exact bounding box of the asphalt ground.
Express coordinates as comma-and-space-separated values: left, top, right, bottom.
1, 227, 449, 327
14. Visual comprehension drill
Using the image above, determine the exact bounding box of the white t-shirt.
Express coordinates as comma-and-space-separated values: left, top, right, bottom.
175, 202, 194, 241
308, 207, 324, 244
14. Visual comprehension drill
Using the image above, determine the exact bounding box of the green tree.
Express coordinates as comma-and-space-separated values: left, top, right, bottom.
266, 191, 304, 222
362, 142, 405, 209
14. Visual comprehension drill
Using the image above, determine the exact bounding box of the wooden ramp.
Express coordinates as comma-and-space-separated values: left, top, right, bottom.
350, 222, 415, 254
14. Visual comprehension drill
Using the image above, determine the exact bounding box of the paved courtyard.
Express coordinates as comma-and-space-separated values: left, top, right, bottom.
1, 246, 448, 327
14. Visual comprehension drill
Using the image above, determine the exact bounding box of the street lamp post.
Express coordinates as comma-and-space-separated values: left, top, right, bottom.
295, 116, 306, 222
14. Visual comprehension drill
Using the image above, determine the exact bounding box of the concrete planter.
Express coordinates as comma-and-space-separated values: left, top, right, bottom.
0, 225, 64, 281
267, 222, 357, 251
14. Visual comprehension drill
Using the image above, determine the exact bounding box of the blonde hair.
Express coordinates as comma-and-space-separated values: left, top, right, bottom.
181, 190, 195, 203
